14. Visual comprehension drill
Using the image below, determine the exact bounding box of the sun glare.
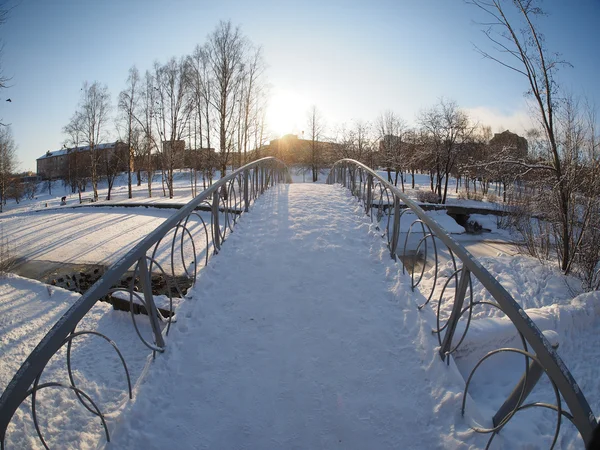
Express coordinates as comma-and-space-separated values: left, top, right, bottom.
266, 89, 309, 138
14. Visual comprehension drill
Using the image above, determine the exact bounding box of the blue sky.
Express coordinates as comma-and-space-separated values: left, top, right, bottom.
1, 0, 598, 171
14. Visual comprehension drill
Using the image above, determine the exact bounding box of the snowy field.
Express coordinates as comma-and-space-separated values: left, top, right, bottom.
2, 166, 503, 217
1, 167, 510, 282
1, 205, 217, 280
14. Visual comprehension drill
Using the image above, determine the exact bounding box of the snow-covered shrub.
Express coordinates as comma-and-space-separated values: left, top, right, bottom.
486, 192, 499, 203
416, 190, 441, 204
467, 191, 484, 201
457, 190, 484, 201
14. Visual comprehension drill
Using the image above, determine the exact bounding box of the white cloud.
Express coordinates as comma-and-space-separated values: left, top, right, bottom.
464, 105, 534, 136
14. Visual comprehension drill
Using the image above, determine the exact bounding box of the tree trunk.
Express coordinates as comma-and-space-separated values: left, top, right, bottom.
442, 173, 450, 204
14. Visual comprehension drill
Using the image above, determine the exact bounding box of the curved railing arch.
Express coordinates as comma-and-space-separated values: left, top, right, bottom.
0, 157, 291, 449
327, 159, 597, 448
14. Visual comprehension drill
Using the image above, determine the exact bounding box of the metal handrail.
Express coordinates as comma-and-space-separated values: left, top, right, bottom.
327, 159, 597, 447
0, 157, 291, 448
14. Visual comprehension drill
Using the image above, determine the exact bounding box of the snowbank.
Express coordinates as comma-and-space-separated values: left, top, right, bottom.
0, 273, 160, 449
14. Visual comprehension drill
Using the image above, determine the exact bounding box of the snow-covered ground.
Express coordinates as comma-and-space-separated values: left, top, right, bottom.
106, 183, 485, 449
1, 172, 597, 449
2, 167, 498, 282
1, 205, 216, 280
0, 273, 158, 449
415, 246, 599, 448
3, 167, 503, 218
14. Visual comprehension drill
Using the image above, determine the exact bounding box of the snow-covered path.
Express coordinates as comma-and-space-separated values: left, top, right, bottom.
109, 183, 474, 449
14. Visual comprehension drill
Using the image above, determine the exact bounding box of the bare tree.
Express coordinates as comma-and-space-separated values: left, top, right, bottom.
78, 81, 111, 201
103, 144, 126, 201
187, 44, 211, 192
0, 5, 12, 127
335, 120, 375, 167
63, 112, 89, 203
0, 125, 16, 211
118, 66, 139, 199
206, 20, 247, 178
239, 46, 265, 166
188, 44, 213, 157
133, 70, 159, 197
307, 105, 325, 182
377, 111, 407, 189
418, 99, 475, 203
467, 0, 593, 274
153, 57, 192, 198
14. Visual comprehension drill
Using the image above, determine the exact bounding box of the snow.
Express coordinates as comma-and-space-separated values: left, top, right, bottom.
0, 169, 223, 216
106, 183, 485, 449
1, 176, 598, 449
398, 209, 465, 235
416, 250, 598, 448
2, 207, 174, 268
0, 273, 158, 449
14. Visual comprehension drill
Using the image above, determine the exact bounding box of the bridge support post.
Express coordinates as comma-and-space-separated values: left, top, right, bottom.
212, 190, 221, 253
439, 268, 470, 362
138, 256, 165, 349
244, 169, 249, 212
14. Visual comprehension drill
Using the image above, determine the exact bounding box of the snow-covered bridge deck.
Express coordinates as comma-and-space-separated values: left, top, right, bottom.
109, 183, 470, 449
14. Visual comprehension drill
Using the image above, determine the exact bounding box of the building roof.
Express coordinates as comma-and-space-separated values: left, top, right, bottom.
37, 141, 122, 160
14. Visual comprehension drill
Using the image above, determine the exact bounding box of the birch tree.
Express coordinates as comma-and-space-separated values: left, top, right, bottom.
307, 105, 325, 182
153, 57, 192, 198
118, 66, 139, 198
206, 20, 246, 178
79, 81, 111, 201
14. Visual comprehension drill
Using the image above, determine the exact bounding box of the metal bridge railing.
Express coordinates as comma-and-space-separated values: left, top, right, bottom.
0, 157, 291, 449
327, 159, 597, 448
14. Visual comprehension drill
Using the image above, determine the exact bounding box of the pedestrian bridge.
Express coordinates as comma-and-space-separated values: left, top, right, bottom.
0, 158, 596, 449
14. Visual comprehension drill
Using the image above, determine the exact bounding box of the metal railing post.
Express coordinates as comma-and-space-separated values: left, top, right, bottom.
493, 333, 560, 428
390, 196, 401, 260
439, 268, 470, 362
212, 190, 221, 252
254, 168, 258, 197
243, 169, 249, 212
366, 173, 373, 215
138, 257, 165, 349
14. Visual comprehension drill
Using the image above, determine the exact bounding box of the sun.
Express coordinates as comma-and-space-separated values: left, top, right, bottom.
266, 89, 309, 138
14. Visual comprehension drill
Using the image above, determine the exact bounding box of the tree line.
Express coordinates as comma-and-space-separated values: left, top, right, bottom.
60, 20, 268, 201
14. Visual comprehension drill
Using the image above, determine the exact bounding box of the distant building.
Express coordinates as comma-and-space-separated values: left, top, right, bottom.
161, 139, 186, 159
253, 134, 339, 166
184, 147, 216, 168
489, 130, 528, 159
36, 141, 130, 180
